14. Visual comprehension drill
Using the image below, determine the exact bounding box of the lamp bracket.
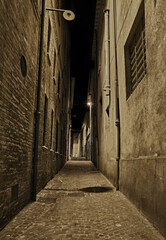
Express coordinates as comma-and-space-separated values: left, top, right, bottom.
46, 8, 75, 21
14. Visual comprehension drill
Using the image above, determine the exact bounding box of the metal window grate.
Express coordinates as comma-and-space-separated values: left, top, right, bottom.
129, 25, 146, 93
125, 1, 146, 99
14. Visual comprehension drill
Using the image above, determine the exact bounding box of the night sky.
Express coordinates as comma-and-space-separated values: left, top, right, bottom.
70, 0, 96, 130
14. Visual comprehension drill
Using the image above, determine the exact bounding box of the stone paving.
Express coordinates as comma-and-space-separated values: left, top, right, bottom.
0, 161, 165, 240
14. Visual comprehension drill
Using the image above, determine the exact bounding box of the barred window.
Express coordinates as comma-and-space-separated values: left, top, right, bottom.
125, 1, 146, 99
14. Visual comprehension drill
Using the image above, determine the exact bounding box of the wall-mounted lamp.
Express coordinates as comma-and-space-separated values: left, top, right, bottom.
87, 102, 91, 106
46, 8, 75, 21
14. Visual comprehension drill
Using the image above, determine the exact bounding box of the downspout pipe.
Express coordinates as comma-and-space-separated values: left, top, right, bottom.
32, 0, 45, 201
104, 9, 111, 98
95, 29, 99, 169
89, 101, 92, 162
113, 0, 120, 190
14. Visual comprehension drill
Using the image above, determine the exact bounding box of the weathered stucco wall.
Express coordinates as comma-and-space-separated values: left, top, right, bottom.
92, 0, 166, 237
91, 0, 118, 185
117, 0, 166, 236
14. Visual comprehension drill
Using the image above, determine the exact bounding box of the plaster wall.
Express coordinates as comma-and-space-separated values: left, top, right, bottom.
116, 0, 166, 236
92, 0, 166, 236
92, 0, 118, 184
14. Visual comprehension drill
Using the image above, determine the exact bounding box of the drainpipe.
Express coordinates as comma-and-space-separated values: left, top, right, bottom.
32, 0, 46, 201
68, 122, 72, 161
67, 76, 71, 161
89, 101, 92, 161
104, 9, 111, 99
113, 0, 120, 190
95, 29, 99, 169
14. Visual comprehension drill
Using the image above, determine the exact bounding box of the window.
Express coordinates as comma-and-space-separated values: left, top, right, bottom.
60, 129, 63, 155
30, 0, 39, 18
125, 1, 146, 99
43, 95, 48, 146
62, 94, 64, 112
50, 110, 54, 149
11, 184, 18, 202
57, 72, 60, 97
47, 18, 51, 63
58, 44, 61, 56
55, 121, 59, 152
53, 50, 56, 83
20, 55, 27, 77
31, 0, 38, 7
57, 0, 60, 25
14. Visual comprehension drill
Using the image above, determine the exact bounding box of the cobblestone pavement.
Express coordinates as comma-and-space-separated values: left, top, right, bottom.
0, 161, 165, 240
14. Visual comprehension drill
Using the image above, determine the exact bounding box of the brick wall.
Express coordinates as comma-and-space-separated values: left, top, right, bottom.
0, 0, 71, 229
36, 0, 70, 193
0, 0, 40, 229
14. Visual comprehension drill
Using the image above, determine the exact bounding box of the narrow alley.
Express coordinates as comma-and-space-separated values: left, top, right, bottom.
1, 0, 166, 239
0, 161, 164, 240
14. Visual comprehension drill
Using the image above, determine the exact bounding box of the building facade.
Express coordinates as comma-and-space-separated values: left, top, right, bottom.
90, 0, 166, 237
0, 0, 71, 229
71, 112, 89, 159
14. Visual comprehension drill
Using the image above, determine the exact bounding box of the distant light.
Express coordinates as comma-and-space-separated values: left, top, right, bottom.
87, 102, 91, 106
